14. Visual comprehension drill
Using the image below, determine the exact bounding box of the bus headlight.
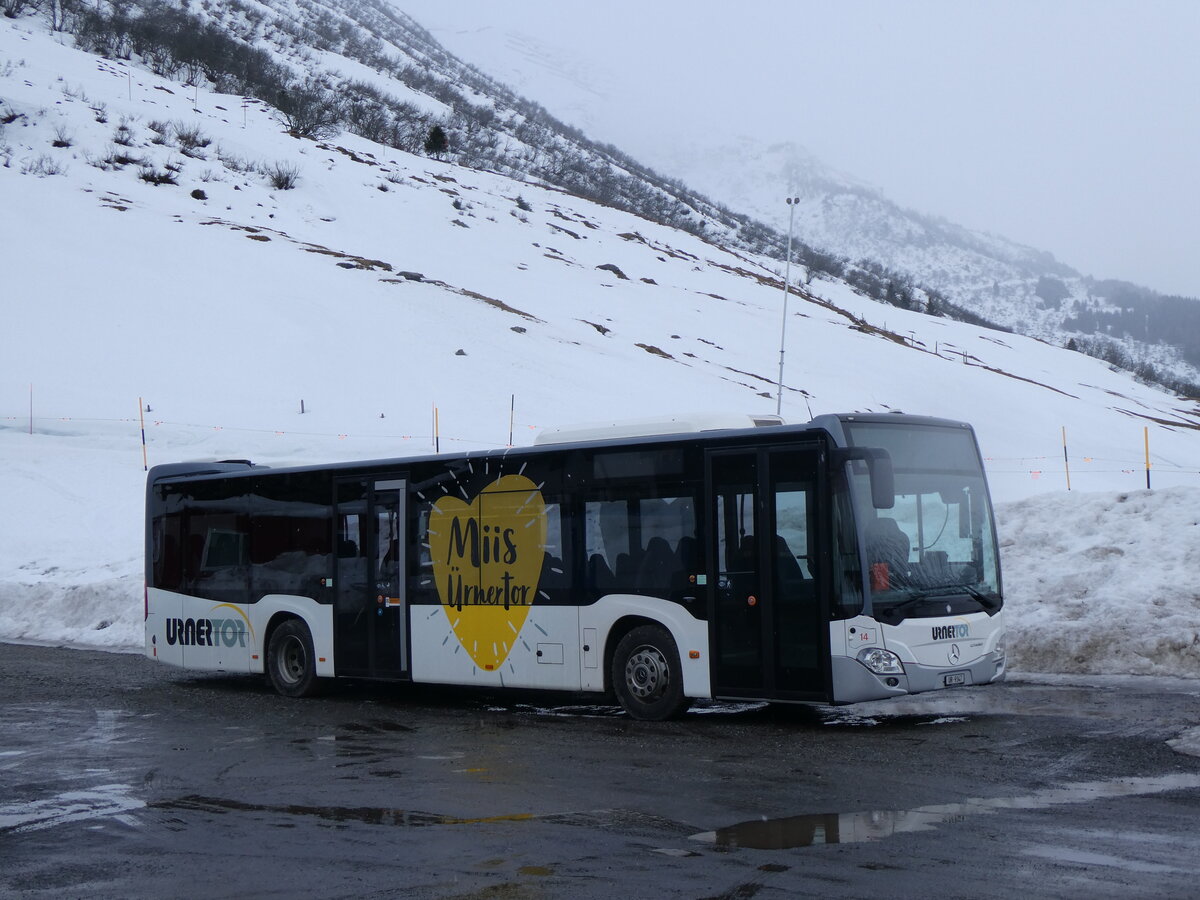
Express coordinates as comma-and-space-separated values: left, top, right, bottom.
994, 638, 1006, 660
857, 647, 905, 675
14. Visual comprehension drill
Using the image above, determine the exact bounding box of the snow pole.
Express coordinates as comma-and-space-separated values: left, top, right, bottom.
138, 397, 148, 471
508, 394, 515, 447
28, 383, 33, 435
1062, 426, 1071, 491
1144, 426, 1151, 490
434, 404, 440, 453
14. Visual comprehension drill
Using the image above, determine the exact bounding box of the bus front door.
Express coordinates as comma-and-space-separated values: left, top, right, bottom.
708, 447, 827, 700
334, 477, 409, 679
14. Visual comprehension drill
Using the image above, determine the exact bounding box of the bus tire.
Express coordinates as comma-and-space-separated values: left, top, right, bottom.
267, 619, 319, 698
612, 624, 690, 721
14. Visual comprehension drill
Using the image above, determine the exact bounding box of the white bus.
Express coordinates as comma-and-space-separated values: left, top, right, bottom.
144, 412, 1005, 720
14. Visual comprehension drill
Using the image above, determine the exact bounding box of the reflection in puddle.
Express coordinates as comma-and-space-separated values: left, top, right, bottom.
692, 772, 1200, 850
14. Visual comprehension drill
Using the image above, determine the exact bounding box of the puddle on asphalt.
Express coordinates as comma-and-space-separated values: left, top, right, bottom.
691, 772, 1200, 850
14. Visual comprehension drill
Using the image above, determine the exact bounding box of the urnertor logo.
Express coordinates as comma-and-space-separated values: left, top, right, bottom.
931, 622, 970, 641
165, 603, 255, 648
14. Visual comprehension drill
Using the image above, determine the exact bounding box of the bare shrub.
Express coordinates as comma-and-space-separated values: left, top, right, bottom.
147, 119, 171, 145
215, 144, 253, 173
112, 119, 135, 146
102, 146, 147, 167
173, 121, 210, 156
3, 0, 38, 18
51, 125, 72, 148
261, 160, 299, 190
22, 154, 66, 176
139, 166, 178, 185
275, 80, 341, 139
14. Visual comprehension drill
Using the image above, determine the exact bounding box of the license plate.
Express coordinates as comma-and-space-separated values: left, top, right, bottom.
944, 672, 967, 686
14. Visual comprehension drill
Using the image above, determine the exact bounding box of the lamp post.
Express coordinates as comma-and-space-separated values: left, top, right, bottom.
776, 196, 800, 416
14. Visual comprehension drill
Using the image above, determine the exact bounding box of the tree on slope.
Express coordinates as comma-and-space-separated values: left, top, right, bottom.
424, 124, 448, 158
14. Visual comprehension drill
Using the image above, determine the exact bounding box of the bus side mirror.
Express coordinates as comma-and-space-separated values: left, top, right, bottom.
833, 447, 895, 509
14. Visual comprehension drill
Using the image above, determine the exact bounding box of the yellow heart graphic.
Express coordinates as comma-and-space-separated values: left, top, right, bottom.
429, 474, 547, 670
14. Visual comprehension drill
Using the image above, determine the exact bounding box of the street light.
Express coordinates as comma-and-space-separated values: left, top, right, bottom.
776, 196, 800, 416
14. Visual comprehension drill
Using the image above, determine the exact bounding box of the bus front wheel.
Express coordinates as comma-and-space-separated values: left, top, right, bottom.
267, 619, 319, 698
612, 625, 690, 721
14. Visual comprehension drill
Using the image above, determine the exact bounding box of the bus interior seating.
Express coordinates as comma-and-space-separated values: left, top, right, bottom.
635, 537, 676, 596
586, 553, 616, 594
588, 535, 699, 601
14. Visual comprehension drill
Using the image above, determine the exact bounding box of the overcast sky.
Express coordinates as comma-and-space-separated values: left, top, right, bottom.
399, 1, 1199, 298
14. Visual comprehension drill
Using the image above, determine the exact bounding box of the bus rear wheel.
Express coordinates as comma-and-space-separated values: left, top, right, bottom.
612, 625, 690, 721
267, 619, 319, 698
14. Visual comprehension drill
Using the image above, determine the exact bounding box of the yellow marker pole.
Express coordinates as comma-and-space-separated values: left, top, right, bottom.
434, 405, 440, 454
1062, 426, 1071, 491
138, 397, 148, 471
1145, 426, 1151, 489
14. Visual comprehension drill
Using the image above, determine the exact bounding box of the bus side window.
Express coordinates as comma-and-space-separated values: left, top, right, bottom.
152, 504, 185, 592
537, 502, 571, 594
248, 474, 333, 601
584, 492, 697, 601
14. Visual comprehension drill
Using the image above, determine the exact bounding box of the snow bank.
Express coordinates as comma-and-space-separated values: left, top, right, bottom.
1000, 486, 1200, 677
0, 576, 142, 650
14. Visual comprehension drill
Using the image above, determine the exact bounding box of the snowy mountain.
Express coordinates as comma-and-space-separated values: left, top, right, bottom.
413, 17, 1200, 395
2, 6, 1200, 678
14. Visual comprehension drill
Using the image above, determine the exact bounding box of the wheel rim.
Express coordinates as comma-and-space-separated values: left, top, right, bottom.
625, 644, 670, 701
277, 634, 307, 685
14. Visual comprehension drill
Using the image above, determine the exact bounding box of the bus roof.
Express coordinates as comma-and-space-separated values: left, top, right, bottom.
146, 412, 974, 487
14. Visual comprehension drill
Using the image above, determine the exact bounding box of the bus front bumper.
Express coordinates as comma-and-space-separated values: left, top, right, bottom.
831, 651, 1005, 703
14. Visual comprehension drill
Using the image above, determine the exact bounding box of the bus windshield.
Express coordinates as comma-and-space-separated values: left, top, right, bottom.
842, 421, 1001, 619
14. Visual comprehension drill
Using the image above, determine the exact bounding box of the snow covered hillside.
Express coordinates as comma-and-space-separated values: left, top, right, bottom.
2, 15, 1199, 679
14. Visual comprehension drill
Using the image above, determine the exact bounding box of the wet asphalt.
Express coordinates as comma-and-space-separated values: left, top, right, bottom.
3, 643, 1200, 898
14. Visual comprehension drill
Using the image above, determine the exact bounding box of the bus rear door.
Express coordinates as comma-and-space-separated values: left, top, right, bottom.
333, 477, 409, 679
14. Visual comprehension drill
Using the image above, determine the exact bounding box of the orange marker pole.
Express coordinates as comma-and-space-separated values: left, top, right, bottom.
1145, 426, 1151, 490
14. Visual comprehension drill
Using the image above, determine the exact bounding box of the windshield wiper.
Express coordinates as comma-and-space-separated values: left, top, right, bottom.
873, 590, 935, 625
874, 585, 1001, 624
920, 583, 1003, 614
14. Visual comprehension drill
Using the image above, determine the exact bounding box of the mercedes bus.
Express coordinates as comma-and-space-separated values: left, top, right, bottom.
144, 412, 1005, 720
